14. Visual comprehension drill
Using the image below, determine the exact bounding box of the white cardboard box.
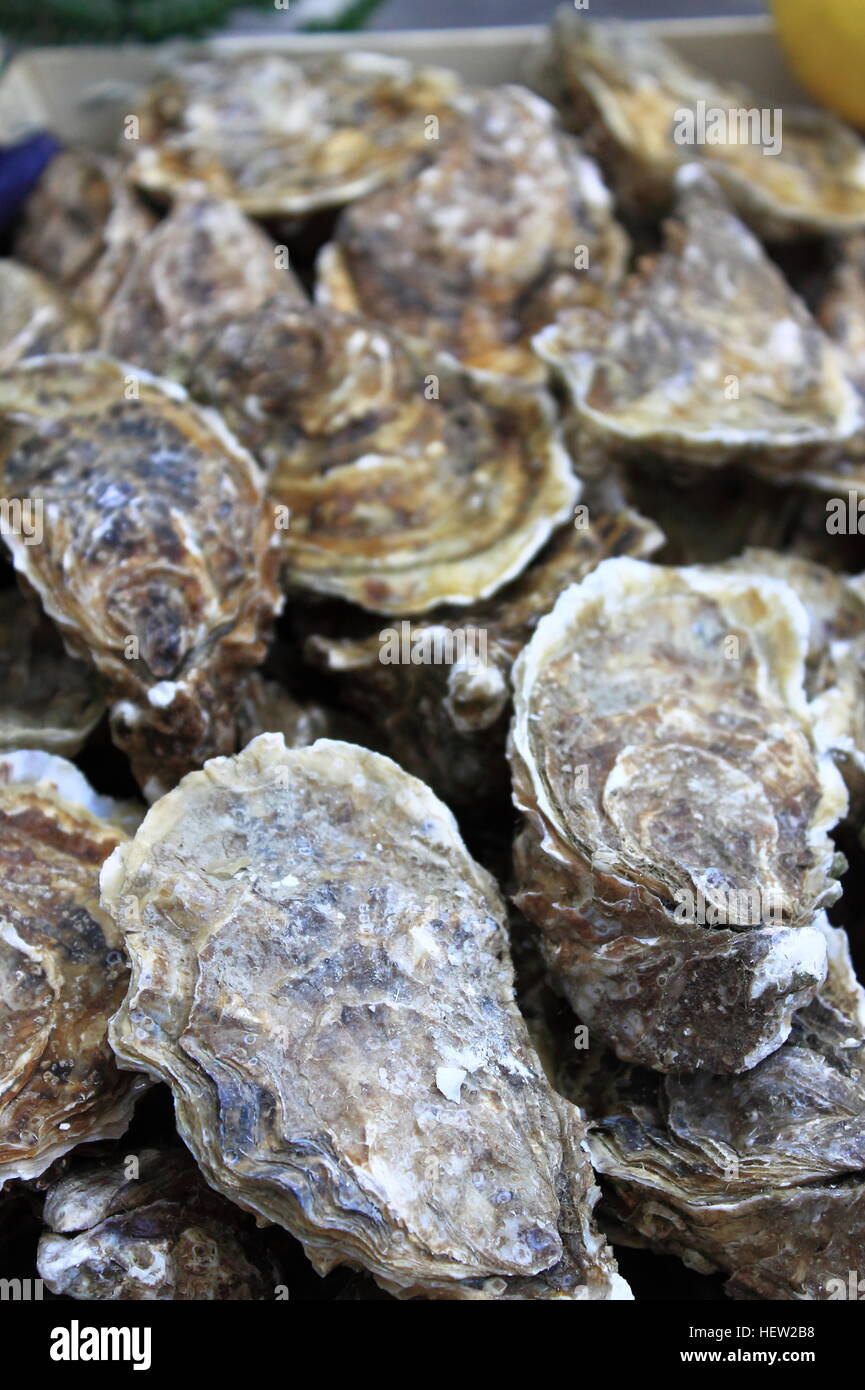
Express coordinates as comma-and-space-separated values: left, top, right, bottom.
0, 16, 810, 152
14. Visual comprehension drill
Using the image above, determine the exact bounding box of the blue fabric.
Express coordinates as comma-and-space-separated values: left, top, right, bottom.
0, 133, 62, 235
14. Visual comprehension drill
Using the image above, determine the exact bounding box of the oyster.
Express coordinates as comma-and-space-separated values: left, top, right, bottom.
0, 355, 282, 800
12, 149, 156, 317
38, 1147, 282, 1300
547, 9, 865, 241
317, 84, 628, 381
579, 923, 865, 1300
509, 557, 848, 1073
720, 550, 865, 793
104, 734, 629, 1301
187, 305, 578, 615
0, 260, 95, 368
308, 510, 663, 812
0, 751, 147, 1188
0, 589, 106, 757
535, 167, 861, 476
126, 52, 461, 216
101, 192, 307, 378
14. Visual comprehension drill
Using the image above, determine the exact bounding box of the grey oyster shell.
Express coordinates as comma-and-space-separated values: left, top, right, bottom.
187, 305, 578, 615
0, 589, 106, 757
509, 557, 848, 1073
316, 83, 628, 382
126, 52, 462, 216
546, 9, 865, 242
578, 923, 865, 1300
0, 260, 96, 368
535, 168, 861, 477
38, 1147, 282, 1300
307, 509, 664, 813
0, 355, 282, 801
103, 734, 630, 1301
12, 149, 157, 318
101, 192, 307, 379
0, 751, 147, 1188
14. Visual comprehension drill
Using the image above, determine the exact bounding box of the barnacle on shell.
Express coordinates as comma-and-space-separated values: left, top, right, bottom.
12, 148, 157, 318
0, 355, 282, 800
0, 589, 106, 757
509, 556, 849, 1073
104, 734, 630, 1301
38, 1147, 284, 1300
0, 751, 147, 1189
187, 305, 578, 615
535, 168, 861, 477
126, 52, 462, 216
547, 8, 865, 241
316, 84, 628, 381
100, 192, 307, 378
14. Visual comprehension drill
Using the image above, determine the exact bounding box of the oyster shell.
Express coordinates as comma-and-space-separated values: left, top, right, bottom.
0, 260, 96, 368
509, 557, 848, 1073
579, 923, 865, 1300
126, 52, 461, 216
104, 734, 629, 1301
0, 751, 147, 1188
187, 305, 578, 615
12, 149, 156, 318
38, 1147, 282, 1300
535, 167, 861, 475
316, 84, 628, 381
308, 510, 664, 812
101, 192, 307, 378
0, 589, 106, 757
547, 9, 865, 241
0, 355, 282, 801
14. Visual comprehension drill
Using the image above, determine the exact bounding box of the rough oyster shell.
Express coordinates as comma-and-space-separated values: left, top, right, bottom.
308, 510, 664, 812
580, 923, 865, 1300
0, 589, 106, 757
12, 148, 157, 318
547, 10, 865, 241
316, 84, 628, 382
535, 168, 861, 475
126, 52, 462, 216
0, 260, 96, 368
187, 305, 578, 615
509, 557, 848, 1073
38, 1147, 282, 1300
0, 751, 147, 1188
0, 355, 282, 801
104, 734, 629, 1301
101, 192, 307, 378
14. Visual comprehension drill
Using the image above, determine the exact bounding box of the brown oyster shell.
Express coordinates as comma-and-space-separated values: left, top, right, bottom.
126, 52, 461, 216
535, 167, 860, 476
307, 510, 663, 812
0, 355, 282, 801
509, 557, 848, 1073
187, 305, 578, 615
578, 922, 865, 1300
101, 192, 307, 378
104, 734, 630, 1301
547, 9, 865, 242
0, 590, 106, 757
0, 751, 147, 1188
316, 84, 628, 382
0, 260, 96, 368
12, 149, 156, 318
38, 1147, 282, 1300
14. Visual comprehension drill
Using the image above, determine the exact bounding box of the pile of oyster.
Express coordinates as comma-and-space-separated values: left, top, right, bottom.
1, 9, 865, 1301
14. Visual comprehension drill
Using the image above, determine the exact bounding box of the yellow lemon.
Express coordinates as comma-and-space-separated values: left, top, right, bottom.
771, 0, 865, 128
